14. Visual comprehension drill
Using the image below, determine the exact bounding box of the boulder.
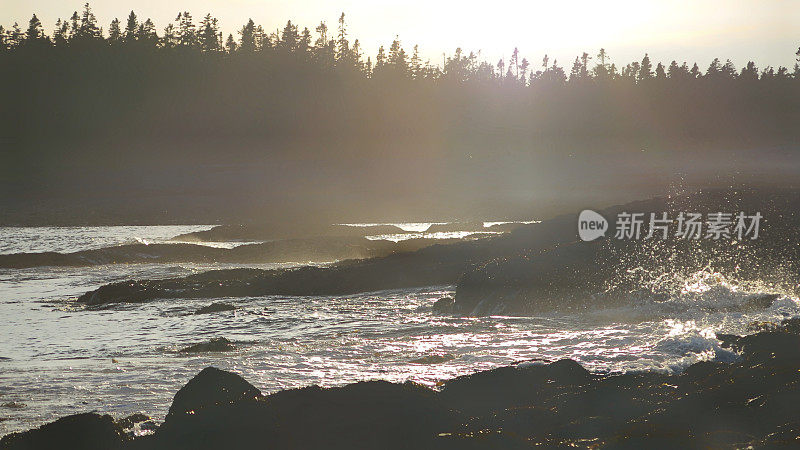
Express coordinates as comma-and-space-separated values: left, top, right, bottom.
432, 296, 455, 313
164, 367, 262, 423
0, 413, 125, 450
178, 337, 235, 354
193, 303, 235, 315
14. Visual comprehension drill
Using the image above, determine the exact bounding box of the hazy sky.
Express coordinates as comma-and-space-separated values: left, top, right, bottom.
4, 0, 799, 70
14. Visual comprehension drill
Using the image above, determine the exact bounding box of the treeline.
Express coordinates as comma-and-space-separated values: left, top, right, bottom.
3, 4, 800, 85
1, 3, 800, 171
1, 4, 800, 225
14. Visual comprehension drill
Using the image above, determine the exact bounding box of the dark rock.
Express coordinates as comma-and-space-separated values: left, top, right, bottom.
0, 413, 125, 450
455, 189, 800, 315
432, 296, 455, 313
164, 367, 262, 423
440, 359, 593, 415
741, 293, 780, 310
193, 302, 235, 315
154, 379, 460, 450
410, 354, 455, 364
115, 413, 150, 430
425, 222, 485, 233
177, 338, 235, 354
1, 402, 26, 409
12, 326, 800, 450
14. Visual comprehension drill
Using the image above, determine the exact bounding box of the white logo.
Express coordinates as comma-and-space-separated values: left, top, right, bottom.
578, 210, 608, 241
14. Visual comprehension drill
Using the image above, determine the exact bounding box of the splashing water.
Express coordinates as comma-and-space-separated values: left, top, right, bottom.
0, 226, 798, 436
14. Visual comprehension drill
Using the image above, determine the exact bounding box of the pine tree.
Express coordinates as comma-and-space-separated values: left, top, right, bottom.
638, 53, 653, 81
198, 14, 220, 52
239, 19, 256, 52
337, 13, 349, 62
299, 27, 312, 55
25, 14, 45, 42
279, 21, 299, 52
53, 19, 69, 46
77, 3, 101, 40
225, 33, 237, 53
375, 45, 386, 70
409, 45, 422, 78
740, 61, 758, 81
108, 18, 122, 45
569, 56, 582, 82
8, 23, 23, 48
388, 36, 408, 75
667, 61, 680, 79
721, 59, 737, 79
124, 11, 138, 43
137, 19, 158, 46
655, 62, 666, 79
689, 62, 701, 79
350, 39, 363, 71
69, 12, 79, 39
520, 58, 529, 85
705, 58, 722, 78
162, 24, 177, 49
255, 26, 267, 50
176, 12, 197, 48
314, 22, 334, 68
510, 47, 520, 79
594, 48, 610, 79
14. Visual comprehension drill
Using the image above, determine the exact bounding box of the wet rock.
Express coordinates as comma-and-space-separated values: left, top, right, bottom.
440, 359, 593, 415
13, 329, 800, 449
432, 296, 455, 313
410, 354, 455, 364
1, 401, 26, 409
164, 367, 262, 423
0, 413, 125, 450
154, 379, 460, 450
115, 413, 150, 430
178, 337, 235, 353
425, 222, 486, 233
193, 302, 235, 315
741, 293, 780, 310
455, 189, 800, 316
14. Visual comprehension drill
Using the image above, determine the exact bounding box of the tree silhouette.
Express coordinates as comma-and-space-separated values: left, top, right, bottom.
655, 62, 666, 79
124, 11, 137, 43
239, 18, 256, 52
198, 14, 221, 52
638, 53, 653, 81
25, 14, 46, 42
108, 18, 122, 44
225, 33, 237, 53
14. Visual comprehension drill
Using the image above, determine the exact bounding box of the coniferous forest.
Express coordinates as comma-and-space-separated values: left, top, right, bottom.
2, 4, 800, 225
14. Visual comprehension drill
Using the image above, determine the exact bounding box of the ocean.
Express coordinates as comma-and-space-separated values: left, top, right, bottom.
1, 225, 798, 436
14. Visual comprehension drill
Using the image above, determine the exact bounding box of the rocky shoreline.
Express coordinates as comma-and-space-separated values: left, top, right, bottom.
74, 188, 800, 313
3, 318, 800, 449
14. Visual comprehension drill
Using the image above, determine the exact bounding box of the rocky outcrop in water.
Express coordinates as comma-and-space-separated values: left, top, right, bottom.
177, 338, 235, 353
170, 223, 409, 243
454, 188, 800, 315
0, 235, 467, 269
163, 367, 262, 422
76, 208, 580, 305
7, 319, 800, 449
76, 188, 800, 309
193, 303, 235, 314
0, 413, 126, 449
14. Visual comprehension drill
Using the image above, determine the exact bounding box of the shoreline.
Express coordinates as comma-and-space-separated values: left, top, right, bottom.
3, 318, 800, 449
